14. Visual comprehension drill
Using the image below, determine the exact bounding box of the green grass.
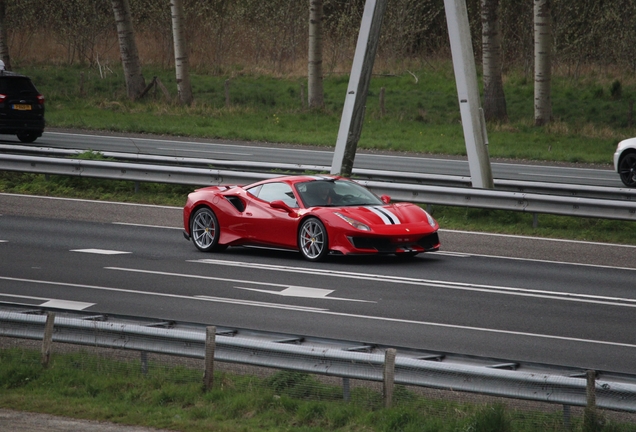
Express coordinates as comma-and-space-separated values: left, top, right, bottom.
2, 347, 632, 431
3, 63, 636, 429
17, 63, 634, 163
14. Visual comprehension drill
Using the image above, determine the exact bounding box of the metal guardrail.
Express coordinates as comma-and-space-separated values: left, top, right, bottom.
1, 152, 635, 221
4, 144, 636, 200
1, 305, 636, 412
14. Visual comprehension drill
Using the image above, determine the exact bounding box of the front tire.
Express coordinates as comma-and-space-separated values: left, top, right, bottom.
17, 132, 39, 143
190, 207, 227, 252
298, 218, 329, 261
619, 153, 636, 187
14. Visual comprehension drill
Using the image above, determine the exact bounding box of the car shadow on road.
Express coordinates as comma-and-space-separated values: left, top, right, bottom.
216, 246, 443, 267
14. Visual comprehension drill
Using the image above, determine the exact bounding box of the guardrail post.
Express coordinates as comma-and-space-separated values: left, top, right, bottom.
562, 404, 571, 429
342, 377, 350, 402
203, 326, 216, 391
584, 369, 600, 430
140, 351, 148, 375
41, 312, 55, 368
383, 348, 396, 408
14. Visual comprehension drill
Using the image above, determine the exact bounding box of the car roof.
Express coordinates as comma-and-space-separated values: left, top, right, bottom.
248, 175, 343, 187
0, 70, 32, 79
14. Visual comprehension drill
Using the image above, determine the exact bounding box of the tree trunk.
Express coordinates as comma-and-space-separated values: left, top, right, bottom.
111, 0, 145, 100
534, 0, 552, 126
0, 0, 11, 71
308, 0, 324, 109
481, 0, 507, 122
171, 0, 193, 105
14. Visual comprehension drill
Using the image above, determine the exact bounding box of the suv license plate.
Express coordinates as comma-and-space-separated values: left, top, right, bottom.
12, 104, 32, 110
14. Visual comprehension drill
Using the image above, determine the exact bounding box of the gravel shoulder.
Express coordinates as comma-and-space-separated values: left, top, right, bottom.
0, 408, 178, 432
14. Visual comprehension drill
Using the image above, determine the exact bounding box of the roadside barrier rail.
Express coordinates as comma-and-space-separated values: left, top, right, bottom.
2, 305, 636, 412
3, 144, 636, 201
1, 153, 635, 221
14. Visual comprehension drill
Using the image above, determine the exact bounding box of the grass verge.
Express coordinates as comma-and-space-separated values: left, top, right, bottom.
2, 347, 632, 432
16, 63, 636, 165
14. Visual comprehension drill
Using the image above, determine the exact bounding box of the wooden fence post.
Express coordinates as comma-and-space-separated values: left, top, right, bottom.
584, 369, 600, 430
203, 326, 216, 391
79, 72, 85, 96
379, 87, 386, 117
41, 312, 55, 368
300, 83, 306, 109
224, 79, 231, 107
155, 78, 171, 102
383, 348, 396, 408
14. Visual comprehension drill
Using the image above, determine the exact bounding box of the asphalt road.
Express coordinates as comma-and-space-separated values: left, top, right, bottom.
0, 129, 622, 187
1, 193, 635, 376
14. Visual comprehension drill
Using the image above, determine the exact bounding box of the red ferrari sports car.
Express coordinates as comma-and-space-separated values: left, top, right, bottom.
183, 175, 440, 261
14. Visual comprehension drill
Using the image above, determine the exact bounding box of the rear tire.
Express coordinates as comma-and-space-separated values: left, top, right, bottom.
618, 153, 636, 187
190, 207, 227, 252
17, 132, 39, 143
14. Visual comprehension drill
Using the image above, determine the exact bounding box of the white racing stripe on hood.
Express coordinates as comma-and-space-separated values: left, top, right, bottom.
367, 206, 401, 225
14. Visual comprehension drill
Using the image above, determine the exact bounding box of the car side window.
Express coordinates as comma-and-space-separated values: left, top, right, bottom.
250, 182, 298, 208
245, 185, 262, 198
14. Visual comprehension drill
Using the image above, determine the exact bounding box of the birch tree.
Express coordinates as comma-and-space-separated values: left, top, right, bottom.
481, 0, 507, 122
111, 0, 146, 100
533, 0, 552, 126
308, 0, 324, 108
171, 0, 192, 105
0, 0, 11, 70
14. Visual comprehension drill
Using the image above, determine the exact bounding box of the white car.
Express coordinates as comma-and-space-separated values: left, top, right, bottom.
614, 137, 636, 187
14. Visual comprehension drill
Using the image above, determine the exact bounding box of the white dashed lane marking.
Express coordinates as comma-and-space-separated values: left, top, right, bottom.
71, 249, 131, 255
39, 299, 95, 310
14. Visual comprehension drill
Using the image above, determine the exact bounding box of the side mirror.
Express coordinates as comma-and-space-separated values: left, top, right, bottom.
270, 200, 298, 217
381, 195, 391, 204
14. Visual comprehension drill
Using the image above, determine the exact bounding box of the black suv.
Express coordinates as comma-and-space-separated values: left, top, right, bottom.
0, 70, 45, 143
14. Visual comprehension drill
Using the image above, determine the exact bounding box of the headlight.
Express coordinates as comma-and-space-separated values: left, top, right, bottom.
335, 212, 371, 231
420, 208, 438, 228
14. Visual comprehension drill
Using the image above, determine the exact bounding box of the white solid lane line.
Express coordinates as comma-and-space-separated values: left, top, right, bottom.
1, 273, 635, 350
0, 275, 327, 312
189, 259, 636, 307
112, 222, 182, 230
438, 250, 636, 272
0, 192, 179, 209
440, 229, 636, 248
157, 147, 252, 156
106, 267, 373, 303
193, 295, 327, 311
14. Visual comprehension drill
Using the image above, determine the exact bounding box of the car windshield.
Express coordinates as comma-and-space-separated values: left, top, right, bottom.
295, 179, 383, 207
